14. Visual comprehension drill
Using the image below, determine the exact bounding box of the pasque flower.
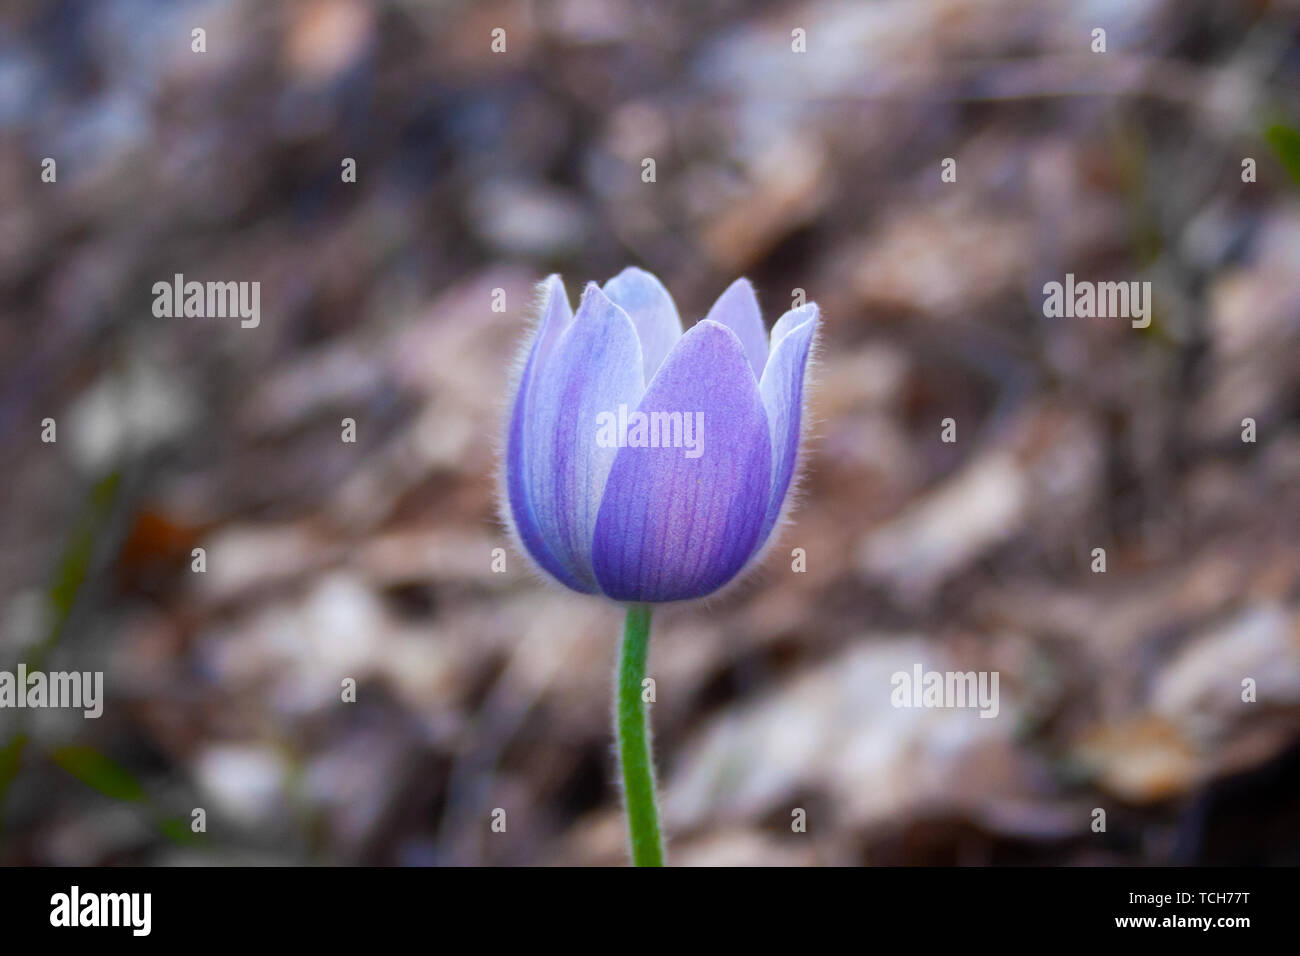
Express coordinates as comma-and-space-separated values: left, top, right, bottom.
504, 268, 819, 603
501, 267, 818, 866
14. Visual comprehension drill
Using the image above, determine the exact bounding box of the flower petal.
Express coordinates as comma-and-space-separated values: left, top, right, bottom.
769, 303, 818, 353
509, 282, 644, 592
602, 267, 683, 383
591, 320, 772, 602
504, 276, 583, 589
758, 304, 818, 543
704, 278, 767, 379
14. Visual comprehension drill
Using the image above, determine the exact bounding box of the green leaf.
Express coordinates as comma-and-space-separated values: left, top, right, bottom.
51, 745, 146, 803
0, 734, 25, 838
0, 732, 26, 809
1264, 123, 1300, 189
0, 734, 25, 791
156, 815, 201, 846
47, 473, 120, 629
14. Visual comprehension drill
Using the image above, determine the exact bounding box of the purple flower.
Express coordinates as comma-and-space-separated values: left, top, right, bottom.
503, 268, 818, 602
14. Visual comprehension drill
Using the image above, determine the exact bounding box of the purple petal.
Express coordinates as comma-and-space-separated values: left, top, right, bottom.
508, 282, 644, 592
505, 276, 583, 589
769, 303, 818, 353
591, 320, 772, 602
704, 278, 767, 380
602, 267, 683, 383
758, 305, 818, 542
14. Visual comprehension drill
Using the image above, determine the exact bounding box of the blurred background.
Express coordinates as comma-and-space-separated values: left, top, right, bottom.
2, 0, 1300, 866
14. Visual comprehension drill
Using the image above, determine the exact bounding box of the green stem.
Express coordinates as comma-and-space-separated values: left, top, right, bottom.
616, 603, 663, 866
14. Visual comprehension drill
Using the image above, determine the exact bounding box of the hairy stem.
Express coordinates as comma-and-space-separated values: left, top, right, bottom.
616, 603, 663, 866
